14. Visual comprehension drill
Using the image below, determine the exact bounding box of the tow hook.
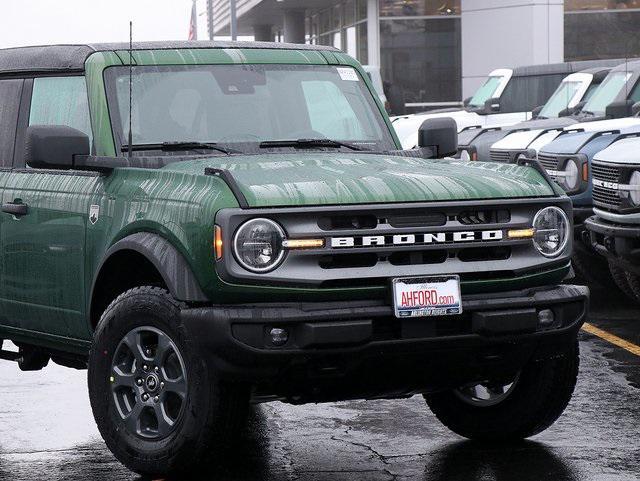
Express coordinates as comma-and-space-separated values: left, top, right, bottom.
604, 236, 616, 254
581, 229, 591, 246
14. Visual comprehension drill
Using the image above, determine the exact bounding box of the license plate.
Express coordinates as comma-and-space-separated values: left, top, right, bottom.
392, 276, 462, 318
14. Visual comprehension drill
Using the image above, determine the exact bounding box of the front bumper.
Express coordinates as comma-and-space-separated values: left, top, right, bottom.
181, 284, 588, 403
585, 215, 640, 272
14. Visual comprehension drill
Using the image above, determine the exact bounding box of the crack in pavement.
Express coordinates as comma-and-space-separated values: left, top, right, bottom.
330, 435, 391, 465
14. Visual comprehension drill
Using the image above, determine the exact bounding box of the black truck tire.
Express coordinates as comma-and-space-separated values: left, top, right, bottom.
424, 341, 579, 441
571, 249, 612, 288
624, 269, 640, 304
88, 286, 248, 477
608, 262, 638, 302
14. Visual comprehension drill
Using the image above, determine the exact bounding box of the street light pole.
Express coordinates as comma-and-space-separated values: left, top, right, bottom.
230, 0, 238, 40
206, 0, 214, 40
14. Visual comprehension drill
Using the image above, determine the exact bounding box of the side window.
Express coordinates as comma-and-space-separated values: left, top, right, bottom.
0, 79, 23, 167
29, 76, 92, 147
301, 80, 367, 139
499, 74, 565, 113
630, 80, 640, 104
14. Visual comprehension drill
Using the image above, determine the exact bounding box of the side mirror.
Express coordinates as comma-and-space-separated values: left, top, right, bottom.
25, 125, 89, 169
605, 100, 634, 119
463, 96, 472, 107
418, 117, 458, 158
531, 105, 543, 119
633, 101, 640, 117
483, 97, 500, 113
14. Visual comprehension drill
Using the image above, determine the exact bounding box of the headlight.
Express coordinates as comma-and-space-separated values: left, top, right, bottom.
629, 171, 640, 205
561, 159, 580, 192
233, 218, 286, 272
532, 207, 570, 258
460, 149, 471, 161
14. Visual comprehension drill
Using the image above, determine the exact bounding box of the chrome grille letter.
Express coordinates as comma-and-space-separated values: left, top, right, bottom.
331, 237, 354, 248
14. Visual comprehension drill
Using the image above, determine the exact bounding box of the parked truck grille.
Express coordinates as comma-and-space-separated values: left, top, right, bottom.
591, 161, 621, 210
538, 153, 559, 171
489, 150, 512, 162
217, 198, 571, 288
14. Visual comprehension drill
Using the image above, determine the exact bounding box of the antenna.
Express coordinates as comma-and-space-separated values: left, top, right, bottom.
128, 21, 133, 158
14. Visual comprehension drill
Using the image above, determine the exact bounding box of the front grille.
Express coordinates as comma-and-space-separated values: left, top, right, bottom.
592, 188, 621, 208
591, 162, 621, 210
538, 153, 559, 171
218, 199, 571, 288
490, 149, 512, 162
591, 163, 620, 182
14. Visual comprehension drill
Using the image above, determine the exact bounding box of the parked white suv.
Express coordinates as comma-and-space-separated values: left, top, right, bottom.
393, 59, 626, 150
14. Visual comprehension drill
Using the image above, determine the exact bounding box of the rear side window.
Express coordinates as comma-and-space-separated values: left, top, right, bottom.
0, 79, 23, 167
29, 76, 92, 147
630, 81, 640, 104
499, 74, 565, 113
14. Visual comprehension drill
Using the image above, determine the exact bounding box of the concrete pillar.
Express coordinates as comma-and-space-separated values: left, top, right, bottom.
254, 24, 273, 42
461, 0, 564, 98
283, 10, 305, 44
367, 0, 380, 67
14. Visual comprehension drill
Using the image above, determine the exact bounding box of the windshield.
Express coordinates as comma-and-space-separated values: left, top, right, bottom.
468, 76, 504, 107
105, 64, 395, 153
582, 72, 632, 115
538, 81, 582, 118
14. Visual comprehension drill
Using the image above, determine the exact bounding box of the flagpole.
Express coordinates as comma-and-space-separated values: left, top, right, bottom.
230, 0, 237, 40
188, 0, 198, 40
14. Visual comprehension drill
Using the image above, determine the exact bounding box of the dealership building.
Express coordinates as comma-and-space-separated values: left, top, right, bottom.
211, 0, 640, 110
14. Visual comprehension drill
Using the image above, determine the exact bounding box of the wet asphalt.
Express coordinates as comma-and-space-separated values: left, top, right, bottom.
0, 287, 637, 481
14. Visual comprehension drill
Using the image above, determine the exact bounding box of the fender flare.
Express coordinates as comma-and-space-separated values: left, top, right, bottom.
92, 232, 208, 305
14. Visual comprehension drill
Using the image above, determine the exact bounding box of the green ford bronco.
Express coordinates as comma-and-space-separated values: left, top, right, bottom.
0, 41, 587, 476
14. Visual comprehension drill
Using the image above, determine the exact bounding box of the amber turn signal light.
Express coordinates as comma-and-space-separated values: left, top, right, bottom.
214, 225, 223, 260
507, 228, 535, 239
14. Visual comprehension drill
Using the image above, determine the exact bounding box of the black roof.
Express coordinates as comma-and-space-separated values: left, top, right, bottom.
0, 41, 339, 75
511, 58, 634, 77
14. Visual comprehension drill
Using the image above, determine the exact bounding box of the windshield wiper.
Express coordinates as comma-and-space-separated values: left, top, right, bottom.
259, 138, 368, 151
121, 141, 238, 155
580, 110, 595, 117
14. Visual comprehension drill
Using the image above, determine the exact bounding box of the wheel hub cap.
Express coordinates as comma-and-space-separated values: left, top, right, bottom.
145, 374, 159, 392
110, 326, 188, 440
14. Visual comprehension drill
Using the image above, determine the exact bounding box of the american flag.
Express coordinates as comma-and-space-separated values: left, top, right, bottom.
188, 0, 198, 41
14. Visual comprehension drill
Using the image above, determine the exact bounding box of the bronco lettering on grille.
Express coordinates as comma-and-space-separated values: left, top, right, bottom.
330, 230, 503, 248
592, 178, 619, 190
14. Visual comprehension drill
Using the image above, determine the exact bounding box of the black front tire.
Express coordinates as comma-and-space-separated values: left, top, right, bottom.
624, 269, 640, 303
609, 262, 639, 302
571, 249, 612, 288
88, 286, 248, 477
424, 341, 579, 441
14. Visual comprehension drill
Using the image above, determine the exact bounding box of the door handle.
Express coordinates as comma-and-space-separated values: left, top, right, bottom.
2, 202, 29, 216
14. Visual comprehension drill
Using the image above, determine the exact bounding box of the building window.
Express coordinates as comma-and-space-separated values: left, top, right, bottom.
356, 0, 367, 21
344, 0, 355, 25
307, 1, 368, 63
565, 11, 640, 59
357, 23, 368, 64
565, 0, 640, 11
380, 0, 460, 17
380, 18, 461, 107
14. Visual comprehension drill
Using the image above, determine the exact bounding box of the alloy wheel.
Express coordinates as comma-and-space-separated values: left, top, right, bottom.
454, 374, 520, 407
110, 326, 188, 439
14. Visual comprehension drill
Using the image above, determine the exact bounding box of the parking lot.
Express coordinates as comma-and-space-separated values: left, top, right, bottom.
0, 286, 636, 481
